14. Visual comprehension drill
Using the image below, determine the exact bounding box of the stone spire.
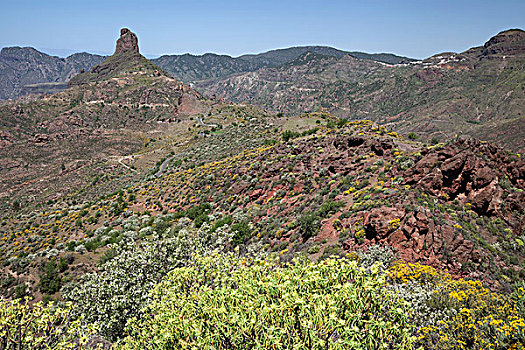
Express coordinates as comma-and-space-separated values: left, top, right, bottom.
114, 28, 139, 55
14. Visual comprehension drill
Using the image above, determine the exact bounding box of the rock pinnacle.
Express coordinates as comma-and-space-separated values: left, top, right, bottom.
115, 28, 139, 54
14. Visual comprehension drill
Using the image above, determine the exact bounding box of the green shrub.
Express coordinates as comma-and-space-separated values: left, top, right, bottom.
84, 238, 102, 252
38, 261, 62, 294
14, 283, 28, 299
298, 211, 320, 239
194, 213, 210, 228
120, 254, 415, 349
184, 203, 211, 220
407, 132, 418, 140
99, 248, 118, 265
282, 130, 300, 142
320, 244, 343, 260
57, 257, 68, 272
263, 139, 277, 145
317, 200, 344, 218
231, 221, 252, 246
212, 215, 233, 232
301, 127, 319, 136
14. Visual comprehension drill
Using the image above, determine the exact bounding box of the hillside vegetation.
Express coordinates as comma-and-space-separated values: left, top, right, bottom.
0, 28, 524, 349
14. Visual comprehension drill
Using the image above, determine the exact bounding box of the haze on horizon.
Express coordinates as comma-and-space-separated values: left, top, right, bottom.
1, 0, 524, 59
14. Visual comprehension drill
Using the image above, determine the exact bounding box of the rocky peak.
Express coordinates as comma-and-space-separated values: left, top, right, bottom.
482, 29, 525, 56
115, 28, 139, 55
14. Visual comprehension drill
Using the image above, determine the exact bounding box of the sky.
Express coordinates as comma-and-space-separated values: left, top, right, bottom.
1, 0, 524, 59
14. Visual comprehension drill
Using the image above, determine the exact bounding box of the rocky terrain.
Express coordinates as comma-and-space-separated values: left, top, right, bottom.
0, 28, 209, 210
0, 28, 524, 350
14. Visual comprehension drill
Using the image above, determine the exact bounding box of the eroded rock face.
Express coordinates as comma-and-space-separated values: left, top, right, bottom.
115, 28, 139, 54
352, 204, 480, 273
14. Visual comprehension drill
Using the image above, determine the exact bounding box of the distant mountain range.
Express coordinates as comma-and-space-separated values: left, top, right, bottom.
0, 47, 105, 100
1, 29, 524, 151
0, 45, 414, 100
196, 29, 525, 151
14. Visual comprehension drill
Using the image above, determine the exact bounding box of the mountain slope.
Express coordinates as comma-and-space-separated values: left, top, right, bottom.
236, 45, 414, 66
152, 46, 414, 84
151, 53, 258, 83
2, 115, 524, 305
197, 29, 525, 151
0, 28, 208, 209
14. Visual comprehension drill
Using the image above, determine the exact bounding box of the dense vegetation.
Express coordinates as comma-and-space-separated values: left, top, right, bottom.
0, 298, 95, 349
2, 244, 524, 349
120, 254, 415, 349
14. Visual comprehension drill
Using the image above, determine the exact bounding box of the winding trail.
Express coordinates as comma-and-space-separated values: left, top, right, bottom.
197, 109, 218, 128
109, 155, 138, 172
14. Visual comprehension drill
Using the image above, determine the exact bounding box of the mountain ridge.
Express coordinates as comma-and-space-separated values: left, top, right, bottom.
0, 44, 415, 100
0, 47, 105, 99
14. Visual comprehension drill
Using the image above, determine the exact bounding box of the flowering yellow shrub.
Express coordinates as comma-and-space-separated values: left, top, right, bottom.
354, 228, 365, 239
388, 262, 447, 284
418, 278, 525, 350
388, 131, 400, 138
388, 218, 401, 230
390, 262, 525, 349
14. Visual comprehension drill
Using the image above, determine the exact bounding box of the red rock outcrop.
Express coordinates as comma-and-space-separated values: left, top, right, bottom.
482, 29, 525, 57
115, 28, 139, 54
405, 136, 525, 218
347, 203, 482, 274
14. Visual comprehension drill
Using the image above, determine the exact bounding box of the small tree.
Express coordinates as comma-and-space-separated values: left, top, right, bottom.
298, 211, 320, 239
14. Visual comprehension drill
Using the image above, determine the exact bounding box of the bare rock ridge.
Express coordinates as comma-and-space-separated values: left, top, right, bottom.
115, 28, 139, 54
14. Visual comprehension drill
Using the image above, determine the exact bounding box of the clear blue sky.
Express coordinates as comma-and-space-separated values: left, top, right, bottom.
1, 0, 524, 59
